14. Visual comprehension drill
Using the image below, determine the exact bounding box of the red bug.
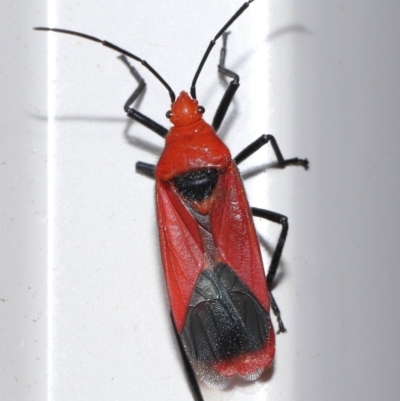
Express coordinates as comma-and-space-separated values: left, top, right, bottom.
36, 0, 308, 399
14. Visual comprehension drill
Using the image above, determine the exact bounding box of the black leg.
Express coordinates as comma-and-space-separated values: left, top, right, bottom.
251, 207, 289, 334
212, 32, 240, 132
234, 134, 309, 169
119, 55, 168, 138
136, 161, 156, 178
171, 314, 204, 401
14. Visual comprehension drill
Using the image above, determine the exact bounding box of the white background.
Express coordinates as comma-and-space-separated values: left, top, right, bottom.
2, 0, 400, 400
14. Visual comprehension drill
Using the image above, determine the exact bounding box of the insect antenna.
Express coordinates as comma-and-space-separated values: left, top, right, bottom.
34, 27, 176, 103
190, 0, 254, 99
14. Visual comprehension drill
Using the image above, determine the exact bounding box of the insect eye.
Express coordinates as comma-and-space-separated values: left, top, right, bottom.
198, 106, 205, 114
166, 110, 172, 119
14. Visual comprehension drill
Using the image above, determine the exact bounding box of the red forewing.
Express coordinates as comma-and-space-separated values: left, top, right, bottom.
210, 163, 270, 312
156, 161, 275, 387
156, 181, 206, 332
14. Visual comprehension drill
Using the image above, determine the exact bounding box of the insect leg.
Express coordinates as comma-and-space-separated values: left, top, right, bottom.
171, 314, 204, 401
251, 207, 289, 334
119, 55, 168, 138
135, 161, 156, 178
234, 134, 309, 169
212, 32, 240, 132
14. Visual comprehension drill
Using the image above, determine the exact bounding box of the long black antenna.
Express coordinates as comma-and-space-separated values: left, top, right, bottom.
190, 0, 254, 99
34, 27, 176, 103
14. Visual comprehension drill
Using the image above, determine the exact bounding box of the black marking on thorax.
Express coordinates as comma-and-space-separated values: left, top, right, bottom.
173, 168, 219, 202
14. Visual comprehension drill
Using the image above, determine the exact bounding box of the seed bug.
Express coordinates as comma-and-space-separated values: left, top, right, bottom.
35, 0, 308, 399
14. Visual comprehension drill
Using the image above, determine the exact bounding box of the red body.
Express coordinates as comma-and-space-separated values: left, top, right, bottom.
155, 91, 274, 385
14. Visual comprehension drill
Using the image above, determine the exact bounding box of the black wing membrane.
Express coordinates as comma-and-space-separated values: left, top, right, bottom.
179, 263, 273, 389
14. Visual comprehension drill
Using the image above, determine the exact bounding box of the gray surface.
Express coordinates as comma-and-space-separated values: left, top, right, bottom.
0, 0, 47, 400
2, 0, 400, 400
